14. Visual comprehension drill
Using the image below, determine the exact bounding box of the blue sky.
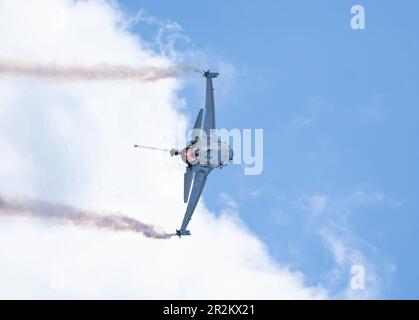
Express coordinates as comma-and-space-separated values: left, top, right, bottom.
119, 0, 419, 298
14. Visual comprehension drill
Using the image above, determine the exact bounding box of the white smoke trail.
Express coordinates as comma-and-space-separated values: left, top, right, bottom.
0, 195, 171, 239
0, 61, 201, 82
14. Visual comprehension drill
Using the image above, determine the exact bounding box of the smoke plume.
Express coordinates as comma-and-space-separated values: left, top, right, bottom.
0, 195, 171, 239
0, 61, 200, 82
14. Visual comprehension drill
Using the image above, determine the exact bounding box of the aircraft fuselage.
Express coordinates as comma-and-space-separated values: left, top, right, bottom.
179, 140, 233, 169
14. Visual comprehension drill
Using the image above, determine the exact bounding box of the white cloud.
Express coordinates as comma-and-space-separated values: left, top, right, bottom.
0, 0, 326, 299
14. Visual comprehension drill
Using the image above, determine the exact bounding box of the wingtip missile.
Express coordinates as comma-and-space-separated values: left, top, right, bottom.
202, 70, 219, 78
174, 229, 191, 238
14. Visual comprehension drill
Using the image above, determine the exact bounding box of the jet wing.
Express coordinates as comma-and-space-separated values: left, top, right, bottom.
179, 166, 212, 232
203, 72, 219, 138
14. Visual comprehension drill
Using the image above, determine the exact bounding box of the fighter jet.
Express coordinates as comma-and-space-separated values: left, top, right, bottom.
171, 70, 233, 237
136, 70, 233, 237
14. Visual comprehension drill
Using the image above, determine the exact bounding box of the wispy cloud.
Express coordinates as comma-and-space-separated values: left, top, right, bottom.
133, 9, 190, 59
285, 96, 333, 132
348, 188, 401, 206
356, 94, 386, 120
271, 188, 397, 298
290, 117, 312, 130
219, 192, 239, 211
299, 194, 329, 216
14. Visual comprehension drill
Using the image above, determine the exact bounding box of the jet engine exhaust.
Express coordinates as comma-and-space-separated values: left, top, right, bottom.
0, 195, 170, 240
0, 61, 201, 82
